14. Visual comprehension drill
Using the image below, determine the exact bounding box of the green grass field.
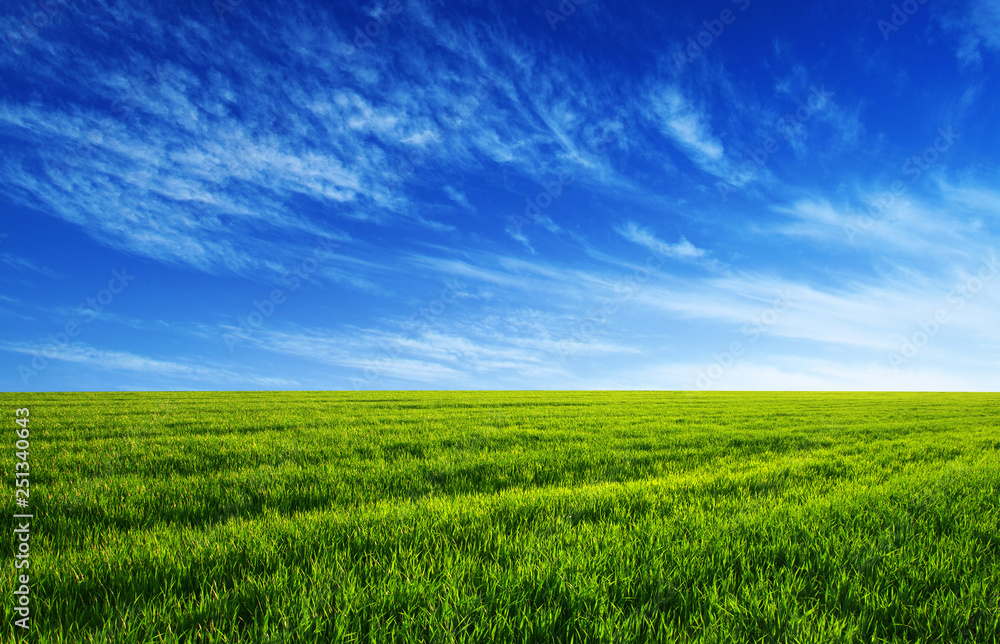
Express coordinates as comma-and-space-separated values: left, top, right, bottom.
2, 391, 999, 643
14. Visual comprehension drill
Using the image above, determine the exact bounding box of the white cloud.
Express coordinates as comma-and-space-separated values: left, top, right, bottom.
1, 254, 59, 278
1, 342, 295, 387
443, 185, 474, 212
950, 0, 1000, 68
620, 356, 1000, 391
649, 86, 726, 172
771, 188, 994, 260
617, 221, 707, 261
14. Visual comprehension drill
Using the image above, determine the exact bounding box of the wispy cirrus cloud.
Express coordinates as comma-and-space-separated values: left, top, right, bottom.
1, 0, 999, 392
218, 310, 639, 387
618, 356, 1000, 391
646, 86, 729, 178
1, 253, 59, 278
1, 341, 298, 388
617, 221, 707, 262
943, 0, 1000, 68
0, 0, 650, 281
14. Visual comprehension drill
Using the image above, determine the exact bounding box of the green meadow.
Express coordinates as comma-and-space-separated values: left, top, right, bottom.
2, 391, 998, 643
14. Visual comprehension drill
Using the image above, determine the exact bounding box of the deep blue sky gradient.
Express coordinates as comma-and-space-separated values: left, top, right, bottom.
1, 0, 998, 391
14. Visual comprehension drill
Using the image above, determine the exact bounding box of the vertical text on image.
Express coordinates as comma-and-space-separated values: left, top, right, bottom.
12, 406, 33, 631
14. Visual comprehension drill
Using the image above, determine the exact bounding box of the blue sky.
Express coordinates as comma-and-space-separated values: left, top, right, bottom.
1, 0, 998, 392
